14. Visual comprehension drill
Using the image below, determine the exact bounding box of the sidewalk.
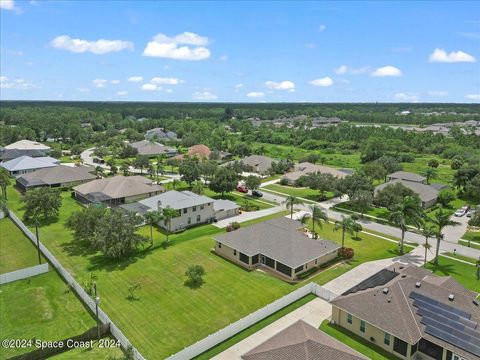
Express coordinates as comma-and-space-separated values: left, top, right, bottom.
213, 205, 284, 228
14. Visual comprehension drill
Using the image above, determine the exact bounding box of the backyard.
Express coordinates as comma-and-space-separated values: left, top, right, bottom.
263, 183, 335, 202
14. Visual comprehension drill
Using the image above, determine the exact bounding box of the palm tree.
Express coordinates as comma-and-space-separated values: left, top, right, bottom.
0, 169, 11, 200
304, 205, 327, 237
388, 196, 424, 254
334, 215, 356, 248
283, 195, 303, 219
430, 207, 460, 264
143, 210, 163, 246
420, 222, 436, 265
162, 206, 178, 243
422, 168, 437, 184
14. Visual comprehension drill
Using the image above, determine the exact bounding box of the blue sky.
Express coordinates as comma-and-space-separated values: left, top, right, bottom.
1, 0, 479, 102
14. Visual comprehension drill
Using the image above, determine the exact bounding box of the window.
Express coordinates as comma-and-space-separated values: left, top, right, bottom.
233, 250, 237, 256
217, 242, 221, 248
393, 337, 408, 357
200, 205, 204, 210
183, 208, 187, 214
188, 217, 191, 225
295, 265, 304, 274
193, 206, 197, 212
315, 259, 318, 265
360, 320, 366, 333
384, 332, 391, 346
347, 314, 352, 324
239, 252, 249, 264
252, 254, 259, 264
196, 215, 201, 222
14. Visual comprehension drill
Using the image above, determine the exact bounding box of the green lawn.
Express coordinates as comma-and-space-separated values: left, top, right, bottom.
51, 341, 124, 360
263, 184, 335, 202
401, 155, 455, 186
0, 271, 96, 359
0, 218, 43, 273
425, 256, 479, 293
194, 294, 316, 360
463, 230, 480, 244
319, 321, 402, 360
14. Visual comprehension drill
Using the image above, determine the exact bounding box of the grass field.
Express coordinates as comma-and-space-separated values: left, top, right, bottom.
52, 341, 124, 360
0, 271, 96, 359
463, 230, 480, 244
0, 218, 43, 274
263, 184, 335, 202
425, 256, 479, 293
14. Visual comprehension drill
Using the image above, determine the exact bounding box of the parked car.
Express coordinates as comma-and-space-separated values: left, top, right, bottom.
466, 208, 476, 218
252, 190, 263, 197
236, 185, 248, 193
454, 209, 467, 217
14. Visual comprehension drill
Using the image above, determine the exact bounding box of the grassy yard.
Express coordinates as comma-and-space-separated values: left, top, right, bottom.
52, 341, 124, 360
463, 230, 480, 244
319, 321, 402, 360
0, 218, 43, 273
401, 155, 455, 186
425, 256, 479, 293
0, 271, 96, 359
263, 184, 335, 202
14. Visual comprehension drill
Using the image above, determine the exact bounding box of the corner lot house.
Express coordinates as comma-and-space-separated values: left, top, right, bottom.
130, 140, 177, 157
121, 190, 240, 231
283, 162, 350, 185
0, 155, 59, 176
16, 165, 96, 191
73, 175, 164, 207
238, 155, 278, 175
0, 139, 51, 161
242, 320, 366, 360
331, 264, 480, 360
214, 217, 340, 281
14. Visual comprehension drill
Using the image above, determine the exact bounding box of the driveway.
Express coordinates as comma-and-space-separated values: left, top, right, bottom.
213, 205, 284, 228
443, 213, 470, 244
212, 297, 332, 360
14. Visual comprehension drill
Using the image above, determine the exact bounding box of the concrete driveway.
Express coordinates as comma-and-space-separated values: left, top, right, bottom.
212, 297, 332, 360
442, 212, 470, 244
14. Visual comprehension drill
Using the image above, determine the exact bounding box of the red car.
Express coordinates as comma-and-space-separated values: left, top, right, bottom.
236, 185, 248, 193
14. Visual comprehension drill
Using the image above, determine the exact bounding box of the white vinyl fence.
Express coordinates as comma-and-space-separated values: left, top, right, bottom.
8, 212, 146, 360
0, 263, 49, 284
166, 282, 337, 360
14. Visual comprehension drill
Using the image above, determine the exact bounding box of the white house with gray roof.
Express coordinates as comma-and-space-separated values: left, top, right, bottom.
0, 155, 59, 176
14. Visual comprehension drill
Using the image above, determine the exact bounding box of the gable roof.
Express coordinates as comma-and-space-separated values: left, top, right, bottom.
285, 162, 349, 181
4, 139, 51, 151
388, 171, 426, 183
375, 179, 439, 203
73, 175, 164, 200
130, 140, 176, 156
213, 199, 239, 212
138, 190, 214, 210
0, 156, 59, 172
0, 148, 47, 161
187, 144, 211, 158
331, 264, 479, 359
240, 155, 277, 173
242, 320, 366, 360
16, 165, 96, 188
214, 217, 340, 268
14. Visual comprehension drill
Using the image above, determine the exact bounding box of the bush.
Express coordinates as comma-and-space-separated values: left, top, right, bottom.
226, 222, 241, 232
339, 247, 354, 259
279, 177, 289, 186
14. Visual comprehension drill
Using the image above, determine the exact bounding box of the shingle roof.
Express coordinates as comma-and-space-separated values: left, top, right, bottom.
130, 140, 176, 156
4, 139, 51, 151
214, 217, 340, 268
0, 156, 59, 172
213, 199, 239, 212
16, 165, 96, 188
0, 148, 47, 161
73, 175, 164, 200
331, 264, 480, 359
138, 190, 214, 210
187, 144, 211, 159
284, 162, 349, 181
240, 155, 278, 173
375, 179, 439, 203
242, 320, 366, 360
388, 171, 426, 183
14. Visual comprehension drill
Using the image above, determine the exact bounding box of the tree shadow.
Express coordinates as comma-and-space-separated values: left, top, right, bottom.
427, 261, 459, 277
61, 239, 98, 257
184, 279, 205, 289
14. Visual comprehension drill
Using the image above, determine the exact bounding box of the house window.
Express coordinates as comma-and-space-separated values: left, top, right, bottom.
384, 332, 391, 346
393, 338, 408, 357
233, 250, 237, 256
315, 259, 318, 265
200, 205, 204, 210
217, 242, 221, 248
360, 320, 366, 333
188, 217, 191, 225
193, 206, 197, 211
196, 215, 201, 222
183, 208, 187, 214
347, 314, 352, 324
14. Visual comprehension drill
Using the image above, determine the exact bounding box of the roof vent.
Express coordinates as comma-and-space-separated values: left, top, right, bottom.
387, 297, 392, 303
448, 294, 455, 301
415, 282, 421, 288
473, 299, 479, 306
383, 288, 389, 294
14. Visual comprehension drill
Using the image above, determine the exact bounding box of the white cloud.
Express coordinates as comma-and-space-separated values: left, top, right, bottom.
429, 48, 476, 63
265, 80, 295, 91
77, 87, 90, 93
0, 76, 7, 82
141, 83, 157, 91
371, 65, 402, 77
465, 94, 480, 101
393, 92, 419, 102
92, 79, 108, 88
51, 35, 133, 54
220, 54, 228, 61
246, 91, 265, 98
110, 80, 120, 84
334, 65, 369, 75
428, 90, 448, 97
143, 32, 210, 61
165, 89, 173, 94
127, 76, 143, 82
309, 77, 334, 87
6, 49, 23, 56
319, 24, 326, 32
0, 77, 35, 89
117, 91, 128, 96
234, 83, 244, 89
150, 77, 184, 85
192, 90, 217, 101
334, 65, 348, 75
0, 0, 15, 10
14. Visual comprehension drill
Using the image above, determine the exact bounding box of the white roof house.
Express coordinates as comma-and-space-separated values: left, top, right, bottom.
0, 156, 59, 175
4, 140, 51, 151
139, 190, 214, 211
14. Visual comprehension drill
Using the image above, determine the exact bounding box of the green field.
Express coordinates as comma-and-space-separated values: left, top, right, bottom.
0, 218, 42, 274
425, 256, 479, 293
263, 184, 335, 202
0, 271, 96, 359
51, 341, 124, 360
463, 230, 480, 244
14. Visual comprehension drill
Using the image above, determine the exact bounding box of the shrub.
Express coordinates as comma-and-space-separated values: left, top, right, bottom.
226, 222, 240, 232
279, 177, 289, 186
339, 247, 354, 259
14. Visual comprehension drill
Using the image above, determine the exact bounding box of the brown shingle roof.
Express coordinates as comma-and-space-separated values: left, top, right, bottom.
187, 144, 211, 159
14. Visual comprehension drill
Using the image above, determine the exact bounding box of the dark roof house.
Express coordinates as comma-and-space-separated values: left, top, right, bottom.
130, 140, 177, 157
16, 165, 96, 191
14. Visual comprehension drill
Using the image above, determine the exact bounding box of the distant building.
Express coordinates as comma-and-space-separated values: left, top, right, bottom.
283, 162, 350, 185
0, 156, 59, 176
145, 128, 178, 140
186, 144, 212, 159
1, 140, 51, 161
238, 155, 278, 175
130, 140, 177, 157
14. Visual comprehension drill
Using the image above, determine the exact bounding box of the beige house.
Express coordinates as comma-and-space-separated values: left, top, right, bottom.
16, 165, 96, 191
282, 162, 350, 185
73, 175, 164, 207
214, 217, 340, 281
331, 264, 479, 360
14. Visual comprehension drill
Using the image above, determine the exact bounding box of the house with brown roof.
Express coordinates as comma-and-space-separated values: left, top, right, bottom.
73, 175, 164, 207
330, 264, 480, 360
187, 144, 212, 159
242, 320, 366, 360
283, 162, 351, 185
16, 165, 96, 191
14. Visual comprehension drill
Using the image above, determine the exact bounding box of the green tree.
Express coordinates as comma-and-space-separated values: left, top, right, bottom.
422, 168, 437, 184
143, 210, 163, 246
0, 169, 11, 200
191, 180, 204, 195
179, 157, 201, 187
302, 204, 327, 237
451, 158, 464, 170
23, 188, 62, 221
349, 190, 373, 217
66, 206, 106, 245
334, 215, 356, 248
362, 162, 387, 183
120, 162, 130, 176
337, 173, 374, 199
133, 155, 150, 174
427, 159, 439, 168
388, 196, 424, 254
184, 265, 205, 288
209, 167, 238, 197
306, 173, 335, 201
465, 174, 480, 201
437, 189, 456, 207
110, 164, 118, 175
283, 195, 303, 219
430, 207, 460, 264
420, 222, 435, 265
245, 175, 261, 191
161, 206, 179, 243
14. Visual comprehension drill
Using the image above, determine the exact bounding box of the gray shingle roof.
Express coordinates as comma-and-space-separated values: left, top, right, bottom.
242, 320, 366, 360
388, 171, 426, 183
16, 165, 96, 188
214, 218, 340, 268
213, 199, 239, 212
130, 140, 176, 156
284, 162, 349, 182
240, 155, 277, 173
138, 190, 214, 210
0, 156, 59, 172
375, 179, 439, 203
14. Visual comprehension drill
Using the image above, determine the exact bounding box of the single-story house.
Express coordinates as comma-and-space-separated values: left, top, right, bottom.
283, 162, 350, 185
187, 144, 211, 159
15, 165, 96, 192
214, 217, 341, 281
388, 171, 426, 184
1, 140, 51, 161
3, 139, 51, 152
238, 155, 278, 175
331, 264, 479, 360
375, 179, 443, 208
213, 199, 240, 220
242, 320, 366, 360
145, 128, 178, 140
73, 175, 164, 207
130, 140, 177, 157
0, 155, 60, 176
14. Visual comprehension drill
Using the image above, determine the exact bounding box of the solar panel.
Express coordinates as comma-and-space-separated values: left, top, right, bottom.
417, 308, 480, 339
425, 326, 480, 357
413, 300, 478, 329
410, 291, 472, 319
421, 317, 480, 348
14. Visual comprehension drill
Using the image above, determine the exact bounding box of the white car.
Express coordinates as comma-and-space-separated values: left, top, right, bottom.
454, 209, 466, 217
